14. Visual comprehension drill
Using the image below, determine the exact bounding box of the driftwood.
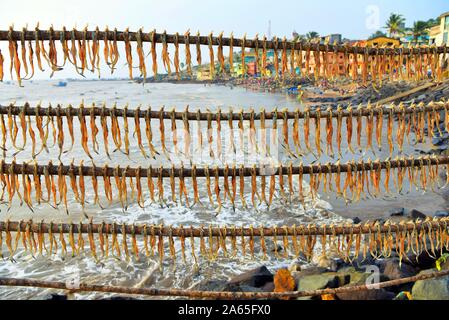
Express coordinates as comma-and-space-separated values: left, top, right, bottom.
1, 269, 448, 299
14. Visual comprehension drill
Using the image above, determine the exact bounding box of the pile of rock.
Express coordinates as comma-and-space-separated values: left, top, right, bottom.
197, 248, 449, 300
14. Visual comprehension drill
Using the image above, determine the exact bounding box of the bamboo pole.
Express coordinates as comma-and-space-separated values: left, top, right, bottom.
2, 155, 448, 178
0, 28, 446, 56
1, 269, 448, 299
1, 218, 447, 237
0, 100, 447, 121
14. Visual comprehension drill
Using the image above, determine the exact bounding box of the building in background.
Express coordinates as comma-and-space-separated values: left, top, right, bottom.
320, 34, 342, 45
366, 36, 400, 47
428, 11, 449, 45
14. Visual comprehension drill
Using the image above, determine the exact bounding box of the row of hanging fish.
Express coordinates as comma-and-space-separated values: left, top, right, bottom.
1, 217, 447, 266
0, 26, 447, 85
0, 155, 447, 213
0, 101, 447, 160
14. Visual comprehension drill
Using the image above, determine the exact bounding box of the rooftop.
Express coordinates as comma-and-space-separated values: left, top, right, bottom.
439, 11, 449, 18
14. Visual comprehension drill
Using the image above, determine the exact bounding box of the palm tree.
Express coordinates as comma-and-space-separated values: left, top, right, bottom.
306, 31, 319, 40
384, 13, 405, 38
411, 21, 428, 44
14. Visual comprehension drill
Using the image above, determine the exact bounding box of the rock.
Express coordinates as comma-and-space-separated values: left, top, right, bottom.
261, 282, 275, 292
432, 137, 447, 146
45, 294, 67, 300
288, 261, 302, 273
338, 255, 377, 271
408, 209, 427, 220
196, 280, 229, 292
435, 210, 449, 218
329, 265, 395, 300
417, 94, 427, 101
381, 258, 418, 280
337, 288, 396, 300
335, 271, 395, 300
293, 266, 329, 277
412, 269, 449, 300
295, 273, 339, 292
439, 257, 449, 271
405, 248, 446, 270
388, 207, 405, 217
271, 245, 284, 253
228, 266, 273, 288
352, 217, 362, 224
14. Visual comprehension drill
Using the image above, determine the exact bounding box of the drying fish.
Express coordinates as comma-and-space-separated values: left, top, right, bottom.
173, 32, 180, 79
78, 103, 93, 158
217, 32, 225, 74
161, 30, 172, 74
133, 107, 147, 158
184, 30, 192, 76
136, 28, 147, 82
0, 49, 4, 81
196, 31, 202, 70
123, 28, 133, 79
145, 107, 159, 159
208, 32, 215, 78
8, 26, 22, 86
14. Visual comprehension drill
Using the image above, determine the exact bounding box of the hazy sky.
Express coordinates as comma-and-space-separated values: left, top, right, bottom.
0, 0, 447, 79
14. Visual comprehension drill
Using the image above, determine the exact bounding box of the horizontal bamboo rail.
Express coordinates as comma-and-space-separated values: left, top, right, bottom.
1, 28, 447, 56
3, 155, 447, 178
1, 269, 448, 299
0, 100, 447, 121
1, 218, 447, 237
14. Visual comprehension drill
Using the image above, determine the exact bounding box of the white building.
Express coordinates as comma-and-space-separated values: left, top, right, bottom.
429, 11, 449, 45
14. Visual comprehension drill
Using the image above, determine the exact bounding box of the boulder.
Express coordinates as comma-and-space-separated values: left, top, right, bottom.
379, 258, 418, 292
195, 280, 229, 292
352, 217, 362, 224
434, 210, 449, 218
261, 282, 275, 292
376, 258, 417, 280
432, 137, 447, 146
337, 288, 396, 300
292, 266, 329, 277
45, 294, 68, 301
335, 271, 395, 300
338, 255, 377, 272
388, 207, 405, 217
412, 270, 449, 300
408, 209, 427, 220
295, 273, 340, 292
405, 244, 448, 269
417, 94, 427, 101
228, 266, 273, 288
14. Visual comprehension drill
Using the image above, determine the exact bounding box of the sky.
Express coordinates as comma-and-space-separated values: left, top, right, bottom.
0, 0, 447, 79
